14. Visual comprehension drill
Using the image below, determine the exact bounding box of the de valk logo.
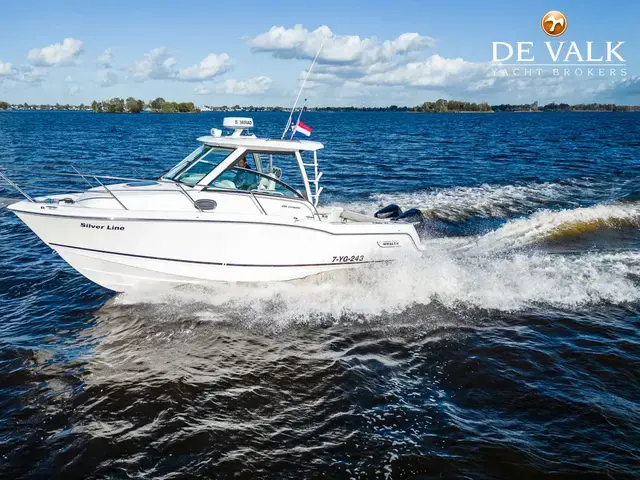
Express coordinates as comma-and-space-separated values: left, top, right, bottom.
492, 10, 626, 78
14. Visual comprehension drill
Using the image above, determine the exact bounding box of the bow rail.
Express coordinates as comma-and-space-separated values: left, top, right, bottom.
0, 164, 203, 212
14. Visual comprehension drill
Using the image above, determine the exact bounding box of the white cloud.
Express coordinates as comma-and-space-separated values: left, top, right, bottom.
0, 64, 48, 86
250, 25, 473, 101
596, 75, 640, 101
130, 47, 177, 81
0, 60, 14, 76
63, 75, 81, 96
176, 53, 231, 81
128, 48, 232, 83
214, 76, 272, 95
96, 68, 118, 87
360, 54, 489, 88
13, 65, 48, 84
251, 25, 434, 66
27, 38, 84, 66
194, 85, 211, 95
291, 53, 494, 102
97, 48, 112, 67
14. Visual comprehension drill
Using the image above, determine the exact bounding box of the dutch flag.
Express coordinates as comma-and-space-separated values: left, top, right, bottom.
292, 120, 312, 137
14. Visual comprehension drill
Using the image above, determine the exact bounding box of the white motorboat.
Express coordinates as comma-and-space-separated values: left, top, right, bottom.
2, 117, 424, 292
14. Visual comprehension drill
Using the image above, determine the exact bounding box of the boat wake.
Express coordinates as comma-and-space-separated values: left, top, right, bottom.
449, 202, 640, 253
342, 179, 609, 221
111, 185, 640, 326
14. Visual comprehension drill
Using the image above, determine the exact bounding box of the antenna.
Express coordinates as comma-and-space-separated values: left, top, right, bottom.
281, 40, 326, 139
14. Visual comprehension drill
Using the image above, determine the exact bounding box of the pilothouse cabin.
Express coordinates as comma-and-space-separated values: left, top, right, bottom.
162, 117, 325, 206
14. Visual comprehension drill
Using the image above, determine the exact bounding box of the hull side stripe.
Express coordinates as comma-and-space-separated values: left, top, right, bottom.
49, 242, 391, 268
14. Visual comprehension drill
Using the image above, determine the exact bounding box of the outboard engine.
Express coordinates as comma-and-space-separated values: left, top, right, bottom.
396, 208, 425, 225
375, 204, 402, 219
376, 204, 428, 237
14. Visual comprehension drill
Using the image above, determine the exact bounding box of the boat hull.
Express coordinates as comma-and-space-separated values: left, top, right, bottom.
9, 204, 422, 292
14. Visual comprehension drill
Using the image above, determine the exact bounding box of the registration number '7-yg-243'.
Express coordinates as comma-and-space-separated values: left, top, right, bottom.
332, 255, 365, 263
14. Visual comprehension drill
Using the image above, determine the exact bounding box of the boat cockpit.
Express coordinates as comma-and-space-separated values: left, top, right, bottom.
160, 117, 325, 205
162, 145, 303, 200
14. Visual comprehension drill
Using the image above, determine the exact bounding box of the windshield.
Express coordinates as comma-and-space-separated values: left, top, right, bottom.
163, 146, 234, 185
206, 167, 301, 199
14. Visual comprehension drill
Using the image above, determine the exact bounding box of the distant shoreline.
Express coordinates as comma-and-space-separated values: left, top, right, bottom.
409, 110, 494, 114
2, 98, 640, 113
2, 106, 640, 114
2, 108, 640, 114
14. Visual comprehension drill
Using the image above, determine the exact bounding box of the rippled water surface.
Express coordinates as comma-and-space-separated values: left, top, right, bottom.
1, 111, 639, 478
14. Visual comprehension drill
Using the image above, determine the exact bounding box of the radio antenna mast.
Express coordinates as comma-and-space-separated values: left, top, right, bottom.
281, 40, 326, 139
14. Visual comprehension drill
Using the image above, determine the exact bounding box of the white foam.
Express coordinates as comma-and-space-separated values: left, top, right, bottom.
113, 247, 640, 327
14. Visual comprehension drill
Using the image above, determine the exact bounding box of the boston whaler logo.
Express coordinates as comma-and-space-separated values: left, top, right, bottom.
377, 240, 400, 248
492, 10, 626, 77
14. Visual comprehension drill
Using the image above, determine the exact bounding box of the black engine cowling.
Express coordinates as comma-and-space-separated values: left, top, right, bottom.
396, 208, 425, 224
374, 204, 402, 219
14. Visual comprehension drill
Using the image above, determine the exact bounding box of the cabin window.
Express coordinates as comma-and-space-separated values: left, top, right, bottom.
245, 151, 307, 194
165, 146, 234, 185
205, 150, 304, 198
207, 167, 301, 199
162, 145, 205, 180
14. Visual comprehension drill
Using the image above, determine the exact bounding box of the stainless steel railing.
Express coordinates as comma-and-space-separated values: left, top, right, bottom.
0, 165, 204, 212
0, 164, 321, 218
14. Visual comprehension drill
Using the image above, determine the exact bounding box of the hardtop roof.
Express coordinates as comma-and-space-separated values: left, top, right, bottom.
196, 135, 324, 153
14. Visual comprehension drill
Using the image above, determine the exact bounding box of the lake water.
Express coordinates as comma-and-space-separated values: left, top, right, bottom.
1, 111, 639, 478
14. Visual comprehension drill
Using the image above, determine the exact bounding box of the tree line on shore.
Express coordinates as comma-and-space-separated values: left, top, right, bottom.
492, 101, 640, 112
2, 99, 640, 113
411, 100, 492, 112
91, 97, 200, 113
1, 102, 90, 111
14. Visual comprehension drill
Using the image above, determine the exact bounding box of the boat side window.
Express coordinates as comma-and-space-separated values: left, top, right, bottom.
165, 147, 234, 185
258, 152, 307, 196
207, 167, 301, 199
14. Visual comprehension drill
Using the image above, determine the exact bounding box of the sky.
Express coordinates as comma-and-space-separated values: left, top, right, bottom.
0, 0, 639, 106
